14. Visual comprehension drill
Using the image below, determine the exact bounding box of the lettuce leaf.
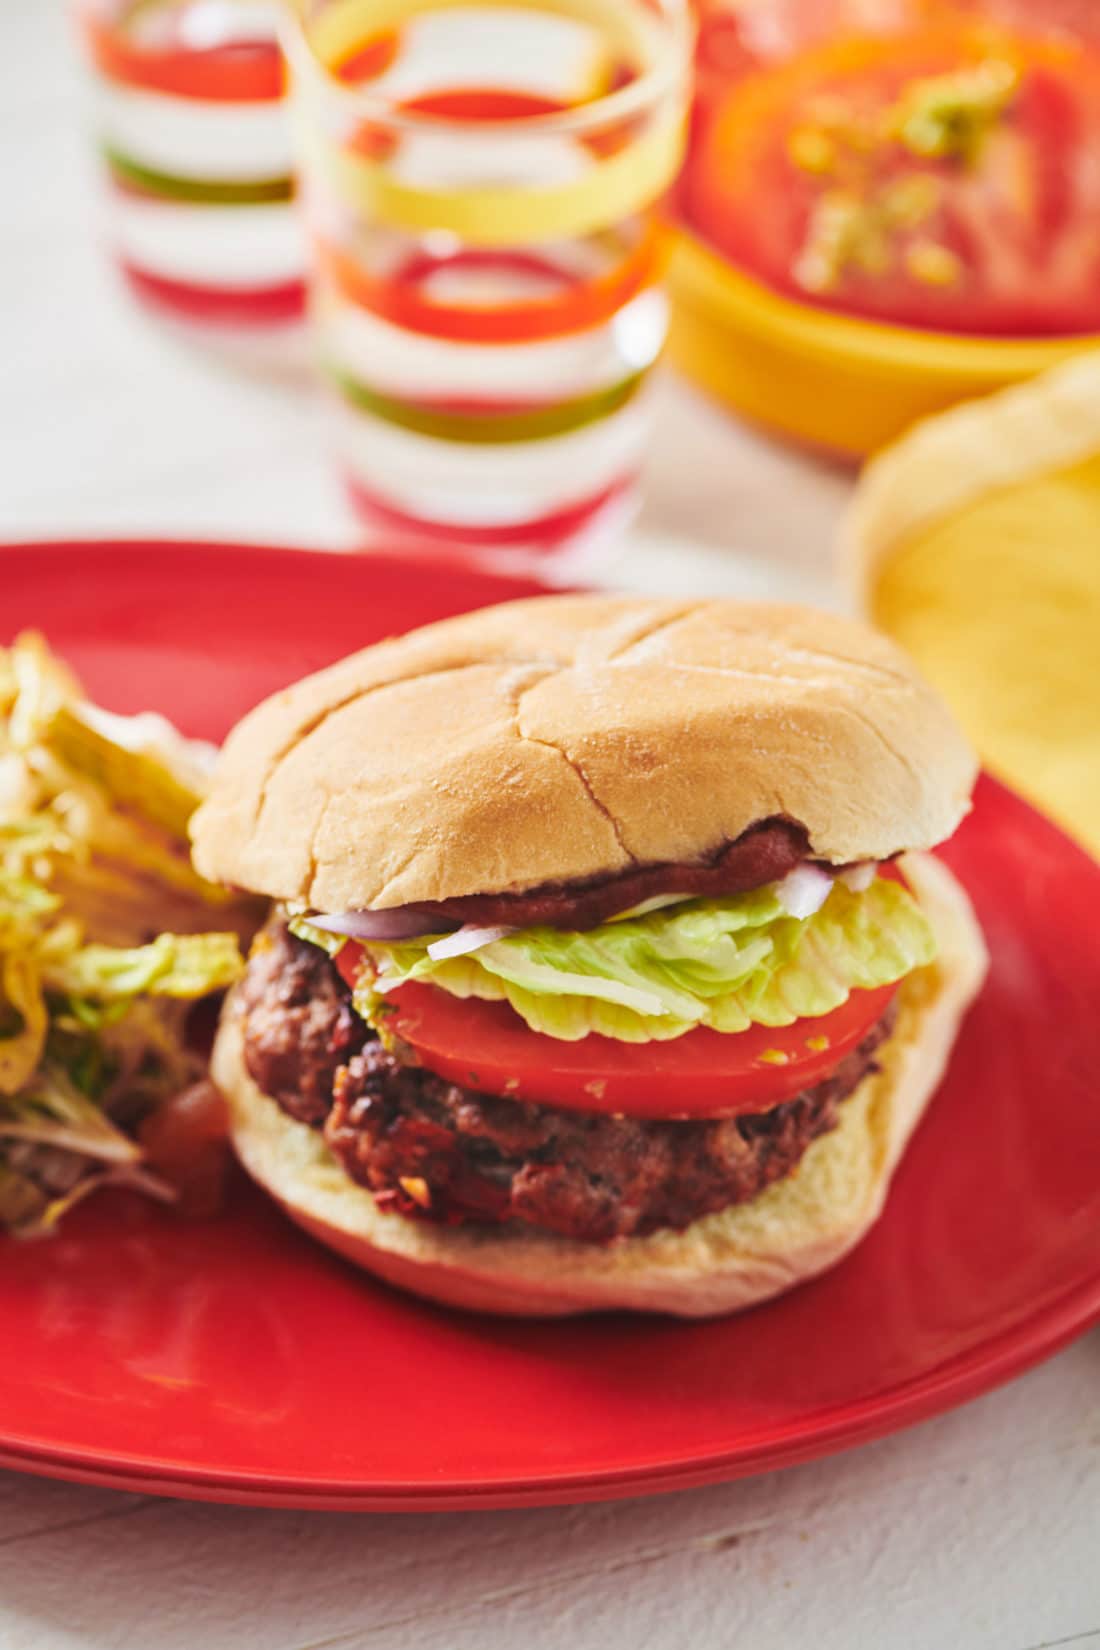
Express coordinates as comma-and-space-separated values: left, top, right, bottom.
355, 877, 936, 1043
42, 932, 244, 1001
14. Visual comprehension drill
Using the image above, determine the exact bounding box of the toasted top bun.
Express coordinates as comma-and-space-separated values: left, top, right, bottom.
190, 596, 977, 911
213, 852, 988, 1317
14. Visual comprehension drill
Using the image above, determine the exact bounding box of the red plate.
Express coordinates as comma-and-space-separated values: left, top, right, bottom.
1, 540, 1098, 1511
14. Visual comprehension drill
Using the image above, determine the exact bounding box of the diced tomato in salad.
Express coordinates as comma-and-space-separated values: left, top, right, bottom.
682, 21, 1100, 336
139, 1080, 232, 1218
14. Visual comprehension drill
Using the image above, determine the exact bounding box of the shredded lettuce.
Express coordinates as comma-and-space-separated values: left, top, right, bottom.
287, 916, 346, 959
350, 876, 936, 1043
0, 632, 262, 1237
0, 1063, 141, 1162
43, 932, 243, 1001
0, 952, 48, 1093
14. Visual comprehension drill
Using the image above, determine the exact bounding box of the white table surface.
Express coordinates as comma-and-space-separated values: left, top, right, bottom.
2, 5, 1098, 1647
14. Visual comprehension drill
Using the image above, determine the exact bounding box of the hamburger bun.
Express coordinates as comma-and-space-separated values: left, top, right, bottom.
190, 596, 977, 914
212, 851, 987, 1318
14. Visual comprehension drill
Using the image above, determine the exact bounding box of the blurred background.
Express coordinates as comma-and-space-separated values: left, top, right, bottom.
3, 0, 858, 604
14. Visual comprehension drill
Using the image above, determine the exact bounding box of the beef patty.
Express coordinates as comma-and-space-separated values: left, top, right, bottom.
237, 922, 370, 1126
238, 923, 895, 1245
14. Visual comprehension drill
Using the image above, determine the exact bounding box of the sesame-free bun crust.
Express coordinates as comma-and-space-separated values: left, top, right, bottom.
190, 597, 977, 911
212, 853, 987, 1318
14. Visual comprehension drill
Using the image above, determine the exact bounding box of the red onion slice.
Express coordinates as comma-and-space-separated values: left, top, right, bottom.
309, 860, 881, 949
309, 907, 455, 942
775, 863, 834, 919
426, 924, 516, 962
606, 893, 691, 922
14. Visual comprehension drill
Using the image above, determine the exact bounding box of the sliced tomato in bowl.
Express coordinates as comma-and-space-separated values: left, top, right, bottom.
334, 947, 898, 1119
684, 22, 1100, 336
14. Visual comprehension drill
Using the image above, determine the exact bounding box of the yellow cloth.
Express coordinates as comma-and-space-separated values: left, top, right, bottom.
869, 453, 1100, 858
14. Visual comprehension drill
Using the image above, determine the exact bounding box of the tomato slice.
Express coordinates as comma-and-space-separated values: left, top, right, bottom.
335, 944, 897, 1118
683, 22, 1100, 336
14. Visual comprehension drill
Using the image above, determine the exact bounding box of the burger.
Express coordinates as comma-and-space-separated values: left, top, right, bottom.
190, 596, 988, 1317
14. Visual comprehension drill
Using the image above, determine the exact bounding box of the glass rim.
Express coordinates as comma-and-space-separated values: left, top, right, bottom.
282, 0, 694, 139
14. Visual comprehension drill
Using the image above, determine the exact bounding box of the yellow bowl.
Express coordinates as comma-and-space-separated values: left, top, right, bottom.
666, 229, 1098, 460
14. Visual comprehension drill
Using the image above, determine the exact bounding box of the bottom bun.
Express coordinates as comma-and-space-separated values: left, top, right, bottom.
213, 852, 988, 1318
